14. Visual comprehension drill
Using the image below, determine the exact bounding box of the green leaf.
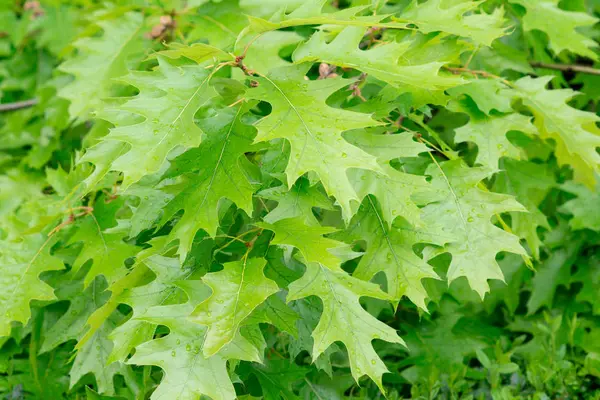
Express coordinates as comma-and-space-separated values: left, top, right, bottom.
396, 0, 508, 46
70, 312, 127, 395
257, 217, 346, 270
573, 256, 600, 315
494, 159, 554, 259
58, 12, 145, 119
67, 201, 138, 287
293, 27, 464, 94
259, 177, 334, 226
337, 197, 439, 309
247, 64, 382, 218
526, 242, 582, 314
244, 294, 300, 337
240, 359, 308, 400
509, 0, 598, 59
0, 235, 64, 336
560, 182, 600, 231
107, 255, 194, 364
448, 79, 514, 115
348, 164, 430, 227
128, 280, 261, 400
287, 261, 404, 391
244, 0, 391, 33
414, 160, 527, 298
344, 129, 429, 164
454, 112, 537, 169
236, 30, 303, 74
190, 257, 279, 356
160, 104, 256, 259
91, 56, 218, 188
513, 76, 600, 188
39, 276, 109, 354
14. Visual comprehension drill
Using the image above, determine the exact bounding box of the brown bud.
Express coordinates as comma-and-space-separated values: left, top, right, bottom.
149, 25, 165, 39
159, 15, 173, 26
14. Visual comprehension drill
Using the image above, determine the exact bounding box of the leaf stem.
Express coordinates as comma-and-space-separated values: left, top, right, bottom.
444, 66, 513, 87
0, 98, 38, 112
214, 227, 261, 254
530, 61, 600, 76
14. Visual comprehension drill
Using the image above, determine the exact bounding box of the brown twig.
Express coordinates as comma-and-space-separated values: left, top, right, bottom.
48, 206, 94, 237
235, 55, 255, 76
530, 61, 600, 76
349, 73, 368, 101
0, 99, 38, 112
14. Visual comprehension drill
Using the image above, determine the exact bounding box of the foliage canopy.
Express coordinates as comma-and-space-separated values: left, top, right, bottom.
1, 0, 600, 399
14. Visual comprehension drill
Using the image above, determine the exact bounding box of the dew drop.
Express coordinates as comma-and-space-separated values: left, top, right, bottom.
176, 339, 181, 345
371, 359, 376, 365
467, 216, 474, 222
207, 312, 212, 317
496, 144, 503, 149
193, 346, 200, 354
341, 152, 347, 158
186, 344, 191, 352
171, 350, 176, 357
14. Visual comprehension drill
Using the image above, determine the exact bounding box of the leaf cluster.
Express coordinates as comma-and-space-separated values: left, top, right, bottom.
1, 0, 600, 399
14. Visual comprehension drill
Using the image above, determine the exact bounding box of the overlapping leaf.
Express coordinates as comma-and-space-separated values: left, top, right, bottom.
513, 76, 600, 188
413, 160, 527, 297
90, 56, 217, 188
160, 104, 256, 259
396, 0, 508, 46
247, 64, 382, 218
509, 0, 598, 59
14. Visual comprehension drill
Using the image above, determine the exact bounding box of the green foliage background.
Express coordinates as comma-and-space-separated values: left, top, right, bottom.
1, 0, 600, 399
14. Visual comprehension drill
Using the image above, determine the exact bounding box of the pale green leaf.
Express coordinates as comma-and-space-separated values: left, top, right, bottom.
92, 56, 218, 188
257, 217, 346, 270
414, 160, 527, 298
396, 0, 508, 46
294, 27, 463, 96
513, 76, 600, 188
509, 0, 599, 59
287, 261, 404, 391
337, 197, 439, 308
190, 257, 279, 356
58, 12, 145, 119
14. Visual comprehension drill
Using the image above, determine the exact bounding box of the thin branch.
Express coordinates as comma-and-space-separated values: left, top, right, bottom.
530, 61, 600, 76
0, 98, 38, 112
